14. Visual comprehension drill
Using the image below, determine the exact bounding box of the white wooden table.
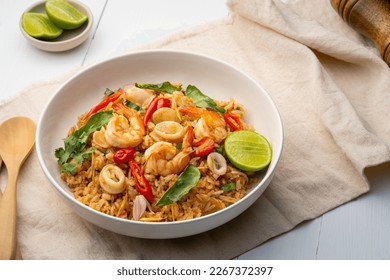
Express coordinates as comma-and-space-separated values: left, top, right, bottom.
2, 0, 390, 260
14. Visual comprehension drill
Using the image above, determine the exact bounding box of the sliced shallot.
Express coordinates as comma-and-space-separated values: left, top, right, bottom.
207, 152, 227, 176
133, 195, 148, 221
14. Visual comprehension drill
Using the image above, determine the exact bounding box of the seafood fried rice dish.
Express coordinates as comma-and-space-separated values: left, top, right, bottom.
55, 82, 272, 222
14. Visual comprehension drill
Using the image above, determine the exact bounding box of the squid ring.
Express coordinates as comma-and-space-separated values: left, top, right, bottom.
99, 164, 126, 194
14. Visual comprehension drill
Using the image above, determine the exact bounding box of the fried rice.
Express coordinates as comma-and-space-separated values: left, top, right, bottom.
57, 82, 260, 222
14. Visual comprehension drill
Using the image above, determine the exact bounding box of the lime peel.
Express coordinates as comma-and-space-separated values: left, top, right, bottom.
45, 0, 88, 30
22, 12, 63, 40
224, 130, 272, 172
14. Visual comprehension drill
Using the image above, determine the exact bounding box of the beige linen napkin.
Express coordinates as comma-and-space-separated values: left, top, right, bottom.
2, 0, 390, 259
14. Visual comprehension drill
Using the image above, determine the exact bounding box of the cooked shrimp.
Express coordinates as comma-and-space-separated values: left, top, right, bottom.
99, 164, 126, 194
144, 126, 194, 176
105, 105, 145, 148
180, 106, 227, 143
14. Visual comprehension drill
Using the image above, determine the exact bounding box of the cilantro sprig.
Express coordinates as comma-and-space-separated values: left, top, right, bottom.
55, 110, 113, 174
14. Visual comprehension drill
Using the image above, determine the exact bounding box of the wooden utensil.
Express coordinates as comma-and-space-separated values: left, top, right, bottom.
330, 0, 390, 66
0, 156, 22, 259
0, 117, 36, 260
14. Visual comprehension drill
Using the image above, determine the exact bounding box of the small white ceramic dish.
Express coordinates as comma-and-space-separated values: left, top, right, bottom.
36, 50, 283, 239
20, 0, 93, 52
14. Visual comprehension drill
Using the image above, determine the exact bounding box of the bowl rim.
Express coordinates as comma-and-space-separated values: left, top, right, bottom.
36, 49, 284, 229
19, 0, 93, 50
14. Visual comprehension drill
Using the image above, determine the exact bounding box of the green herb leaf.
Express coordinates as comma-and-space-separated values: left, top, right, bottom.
55, 110, 113, 174
104, 88, 115, 96
156, 165, 201, 206
125, 99, 145, 112
73, 147, 94, 163
61, 162, 77, 174
184, 85, 225, 113
220, 182, 236, 192
135, 81, 182, 94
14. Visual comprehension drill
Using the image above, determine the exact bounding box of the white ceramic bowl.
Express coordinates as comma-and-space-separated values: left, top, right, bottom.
20, 0, 93, 52
36, 50, 283, 239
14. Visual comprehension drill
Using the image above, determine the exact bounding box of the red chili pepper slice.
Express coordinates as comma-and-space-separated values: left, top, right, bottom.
224, 112, 243, 131
83, 89, 123, 121
193, 137, 215, 157
157, 98, 171, 109
143, 96, 159, 126
143, 97, 171, 126
129, 159, 154, 202
113, 148, 136, 164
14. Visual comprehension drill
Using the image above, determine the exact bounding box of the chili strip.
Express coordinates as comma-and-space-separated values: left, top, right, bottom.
129, 159, 154, 202
83, 89, 122, 121
224, 112, 244, 131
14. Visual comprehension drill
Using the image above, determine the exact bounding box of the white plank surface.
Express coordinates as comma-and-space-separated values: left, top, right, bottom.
316, 165, 390, 259
1, 0, 390, 260
239, 218, 322, 260
0, 0, 106, 100
239, 165, 390, 260
83, 0, 229, 65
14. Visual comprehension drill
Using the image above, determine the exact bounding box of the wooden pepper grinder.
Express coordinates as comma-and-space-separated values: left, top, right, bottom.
330, 0, 390, 65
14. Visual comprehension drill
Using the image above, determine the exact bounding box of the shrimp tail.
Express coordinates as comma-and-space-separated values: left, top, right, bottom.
182, 126, 194, 151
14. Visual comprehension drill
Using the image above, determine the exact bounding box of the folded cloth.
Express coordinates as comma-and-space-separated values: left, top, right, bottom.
2, 0, 390, 259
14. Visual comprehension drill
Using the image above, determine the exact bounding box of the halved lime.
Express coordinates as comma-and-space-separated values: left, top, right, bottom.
224, 130, 272, 172
22, 13, 63, 40
45, 0, 88, 30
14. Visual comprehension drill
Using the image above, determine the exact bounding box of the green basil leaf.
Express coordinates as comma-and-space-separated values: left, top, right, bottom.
184, 85, 225, 114
155, 165, 201, 206
135, 81, 182, 94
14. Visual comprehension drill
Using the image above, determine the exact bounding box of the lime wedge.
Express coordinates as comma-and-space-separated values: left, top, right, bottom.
22, 13, 63, 40
224, 130, 272, 172
45, 0, 88, 30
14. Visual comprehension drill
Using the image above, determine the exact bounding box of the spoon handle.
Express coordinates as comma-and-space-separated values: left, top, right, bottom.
0, 166, 20, 260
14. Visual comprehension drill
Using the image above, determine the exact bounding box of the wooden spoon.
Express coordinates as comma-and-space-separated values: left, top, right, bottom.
0, 117, 36, 260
